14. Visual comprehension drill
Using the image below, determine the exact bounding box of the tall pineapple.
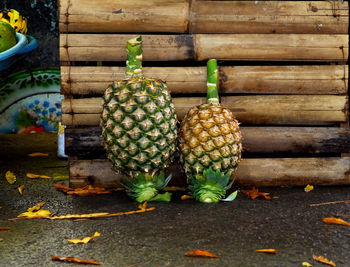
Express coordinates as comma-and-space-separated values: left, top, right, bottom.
100, 36, 177, 202
179, 59, 242, 203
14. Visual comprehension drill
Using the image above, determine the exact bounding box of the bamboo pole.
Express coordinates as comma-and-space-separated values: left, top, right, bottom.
59, 0, 348, 34
194, 34, 348, 61
68, 157, 350, 188
65, 126, 350, 158
59, 34, 348, 62
60, 65, 348, 95
61, 95, 348, 125
59, 0, 189, 33
190, 1, 348, 34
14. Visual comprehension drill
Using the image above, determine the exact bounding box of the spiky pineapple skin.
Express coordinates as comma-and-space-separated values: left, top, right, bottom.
101, 77, 177, 178
179, 103, 242, 179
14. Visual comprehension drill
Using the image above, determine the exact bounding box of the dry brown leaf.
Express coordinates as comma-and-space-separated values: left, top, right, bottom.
255, 249, 278, 254
18, 185, 25, 195
26, 173, 51, 179
51, 256, 100, 265
185, 249, 218, 258
242, 187, 271, 200
65, 232, 100, 244
323, 217, 350, 226
313, 255, 336, 266
54, 183, 111, 196
0, 227, 10, 230
5, 171, 16, 184
181, 195, 194, 200
28, 152, 48, 157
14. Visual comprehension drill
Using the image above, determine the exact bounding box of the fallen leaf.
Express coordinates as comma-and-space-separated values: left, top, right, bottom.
242, 187, 270, 200
26, 173, 51, 179
65, 232, 100, 244
52, 175, 69, 181
18, 185, 25, 195
185, 249, 218, 258
255, 249, 278, 254
5, 171, 16, 184
181, 195, 193, 200
18, 209, 52, 219
0, 227, 10, 230
304, 184, 314, 192
28, 152, 48, 157
0, 238, 3, 242
28, 202, 45, 212
312, 255, 336, 267
323, 217, 350, 226
309, 200, 350, 207
52, 256, 100, 265
302, 262, 313, 267
54, 183, 111, 196
335, 214, 350, 218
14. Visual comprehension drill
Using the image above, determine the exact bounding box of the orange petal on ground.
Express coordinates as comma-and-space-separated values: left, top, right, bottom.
18, 185, 25, 195
181, 195, 194, 200
27, 152, 48, 157
242, 187, 271, 200
255, 249, 278, 254
312, 255, 336, 267
51, 256, 100, 265
185, 249, 219, 258
0, 227, 10, 230
323, 217, 350, 226
65, 232, 100, 244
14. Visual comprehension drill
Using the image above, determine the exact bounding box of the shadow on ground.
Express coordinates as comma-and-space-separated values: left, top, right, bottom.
0, 133, 349, 266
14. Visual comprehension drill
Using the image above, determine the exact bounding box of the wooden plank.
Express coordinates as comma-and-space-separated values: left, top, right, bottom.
59, 0, 189, 33
65, 126, 350, 158
190, 1, 349, 34
59, 34, 348, 62
60, 65, 348, 95
61, 95, 348, 125
59, 0, 348, 34
69, 157, 350, 188
60, 34, 194, 62
195, 34, 348, 61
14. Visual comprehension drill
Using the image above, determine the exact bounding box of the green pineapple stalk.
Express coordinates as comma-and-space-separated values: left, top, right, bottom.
178, 59, 242, 203
100, 36, 177, 202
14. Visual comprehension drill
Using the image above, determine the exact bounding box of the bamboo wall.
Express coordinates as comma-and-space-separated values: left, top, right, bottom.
59, 0, 350, 188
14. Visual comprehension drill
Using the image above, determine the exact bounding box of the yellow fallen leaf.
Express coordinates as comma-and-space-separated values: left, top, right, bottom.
5, 171, 16, 184
65, 232, 100, 244
28, 202, 45, 212
52, 256, 100, 265
255, 249, 278, 254
18, 185, 25, 195
26, 173, 51, 179
181, 195, 194, 200
28, 152, 48, 157
18, 209, 52, 219
302, 262, 313, 267
312, 255, 336, 267
304, 184, 314, 192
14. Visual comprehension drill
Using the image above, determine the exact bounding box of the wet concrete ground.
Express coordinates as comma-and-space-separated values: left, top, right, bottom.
0, 133, 350, 267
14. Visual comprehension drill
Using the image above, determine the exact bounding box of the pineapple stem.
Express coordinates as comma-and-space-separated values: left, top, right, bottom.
206, 59, 219, 104
126, 36, 143, 78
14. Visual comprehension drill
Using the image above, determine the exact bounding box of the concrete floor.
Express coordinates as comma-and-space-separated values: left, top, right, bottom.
0, 133, 350, 267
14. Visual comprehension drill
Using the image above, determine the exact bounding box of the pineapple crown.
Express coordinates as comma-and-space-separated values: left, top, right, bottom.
126, 36, 143, 78
189, 167, 234, 203
122, 172, 172, 203
206, 59, 220, 105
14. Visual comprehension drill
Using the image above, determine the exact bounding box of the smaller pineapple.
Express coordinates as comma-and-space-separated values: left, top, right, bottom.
179, 59, 242, 203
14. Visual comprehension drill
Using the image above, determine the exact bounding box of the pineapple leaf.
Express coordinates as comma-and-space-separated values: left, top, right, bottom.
149, 192, 172, 202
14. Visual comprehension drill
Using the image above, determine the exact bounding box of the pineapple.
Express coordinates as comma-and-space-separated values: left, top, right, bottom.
100, 36, 177, 202
179, 59, 242, 203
